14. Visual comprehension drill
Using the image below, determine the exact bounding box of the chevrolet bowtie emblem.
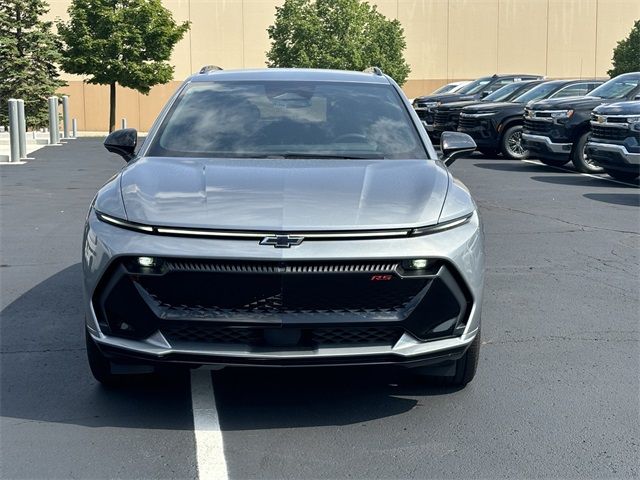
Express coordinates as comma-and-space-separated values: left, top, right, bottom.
259, 235, 304, 248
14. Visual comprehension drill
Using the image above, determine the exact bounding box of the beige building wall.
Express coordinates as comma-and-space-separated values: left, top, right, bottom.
45, 0, 640, 132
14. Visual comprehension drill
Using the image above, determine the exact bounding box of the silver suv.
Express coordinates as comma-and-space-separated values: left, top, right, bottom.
83, 68, 484, 387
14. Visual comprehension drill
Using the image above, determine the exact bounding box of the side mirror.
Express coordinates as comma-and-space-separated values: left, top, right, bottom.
480, 91, 491, 98
104, 128, 137, 162
440, 132, 476, 166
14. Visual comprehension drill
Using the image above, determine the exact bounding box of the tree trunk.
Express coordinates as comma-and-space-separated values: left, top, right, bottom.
109, 82, 116, 133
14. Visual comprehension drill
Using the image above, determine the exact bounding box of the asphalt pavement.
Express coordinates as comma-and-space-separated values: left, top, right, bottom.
1, 139, 638, 479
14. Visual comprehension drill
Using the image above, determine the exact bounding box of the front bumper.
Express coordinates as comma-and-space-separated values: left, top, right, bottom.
521, 133, 572, 161
585, 141, 640, 173
83, 210, 484, 368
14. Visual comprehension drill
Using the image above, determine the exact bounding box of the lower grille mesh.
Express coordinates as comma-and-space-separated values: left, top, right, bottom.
162, 324, 403, 347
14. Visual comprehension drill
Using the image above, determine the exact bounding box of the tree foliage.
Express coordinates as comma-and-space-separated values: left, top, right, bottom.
0, 0, 66, 128
267, 0, 410, 85
608, 19, 640, 77
57, 0, 190, 131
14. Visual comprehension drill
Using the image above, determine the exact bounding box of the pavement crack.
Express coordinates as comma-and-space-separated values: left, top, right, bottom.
477, 201, 640, 235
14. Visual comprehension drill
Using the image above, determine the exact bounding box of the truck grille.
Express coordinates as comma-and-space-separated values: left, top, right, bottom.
591, 125, 634, 141
524, 119, 552, 135
458, 116, 479, 130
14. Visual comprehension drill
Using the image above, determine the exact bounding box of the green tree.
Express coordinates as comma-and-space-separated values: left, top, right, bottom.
57, 0, 190, 132
608, 19, 640, 77
0, 0, 66, 128
267, 0, 410, 85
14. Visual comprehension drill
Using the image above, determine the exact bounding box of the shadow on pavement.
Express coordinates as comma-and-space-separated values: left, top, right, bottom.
531, 174, 637, 188
0, 264, 193, 431
212, 366, 463, 431
583, 193, 640, 207
472, 161, 558, 173
1, 265, 459, 431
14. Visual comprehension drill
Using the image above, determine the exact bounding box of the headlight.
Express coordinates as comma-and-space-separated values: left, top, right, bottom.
424, 101, 439, 108
626, 115, 640, 124
461, 111, 496, 118
410, 213, 473, 236
549, 109, 573, 119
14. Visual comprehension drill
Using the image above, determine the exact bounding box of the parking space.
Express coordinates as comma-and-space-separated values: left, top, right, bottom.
1, 139, 638, 479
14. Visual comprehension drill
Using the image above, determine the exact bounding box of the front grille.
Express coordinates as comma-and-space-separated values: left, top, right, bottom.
458, 116, 479, 130
434, 110, 450, 125
94, 258, 472, 344
524, 118, 552, 135
161, 324, 403, 347
140, 269, 426, 318
416, 109, 433, 122
591, 125, 634, 141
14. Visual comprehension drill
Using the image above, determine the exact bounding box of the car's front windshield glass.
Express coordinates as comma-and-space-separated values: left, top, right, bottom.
432, 84, 456, 94
147, 81, 428, 159
514, 82, 561, 103
456, 78, 491, 95
484, 82, 529, 102
588, 76, 640, 99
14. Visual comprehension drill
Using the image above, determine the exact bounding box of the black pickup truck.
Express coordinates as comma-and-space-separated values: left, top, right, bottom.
412, 74, 543, 136
458, 79, 603, 159
430, 80, 545, 144
585, 101, 640, 181
522, 72, 640, 172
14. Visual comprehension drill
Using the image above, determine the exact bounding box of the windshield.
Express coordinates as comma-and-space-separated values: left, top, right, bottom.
588, 76, 640, 100
514, 82, 562, 103
484, 82, 531, 102
148, 81, 427, 159
432, 83, 457, 94
456, 78, 491, 95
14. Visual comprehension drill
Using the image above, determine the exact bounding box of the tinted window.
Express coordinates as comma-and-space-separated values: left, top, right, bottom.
588, 76, 640, 99
484, 81, 532, 102
457, 78, 492, 95
514, 82, 561, 103
483, 78, 514, 95
551, 84, 590, 98
148, 81, 427, 159
432, 84, 456, 94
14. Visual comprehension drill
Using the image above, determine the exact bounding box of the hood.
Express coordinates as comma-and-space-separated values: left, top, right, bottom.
593, 100, 640, 115
414, 93, 478, 104
462, 101, 522, 114
437, 100, 483, 111
527, 95, 607, 111
119, 157, 450, 231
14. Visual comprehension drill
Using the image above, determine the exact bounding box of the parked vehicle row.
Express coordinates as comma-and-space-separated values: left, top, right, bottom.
413, 72, 640, 181
522, 72, 640, 177
412, 74, 543, 129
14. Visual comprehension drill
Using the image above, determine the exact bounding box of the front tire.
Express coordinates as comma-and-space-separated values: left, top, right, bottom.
86, 330, 122, 386
572, 133, 604, 173
414, 331, 480, 388
500, 125, 528, 160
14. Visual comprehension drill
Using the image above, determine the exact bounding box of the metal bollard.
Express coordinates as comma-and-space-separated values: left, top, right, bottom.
8, 99, 20, 162
61, 95, 70, 139
17, 99, 27, 158
48, 96, 60, 144
121, 118, 127, 129
72, 118, 77, 138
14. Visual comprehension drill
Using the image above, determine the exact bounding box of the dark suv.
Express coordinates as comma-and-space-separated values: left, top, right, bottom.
522, 72, 640, 172
586, 101, 640, 181
458, 79, 603, 159
412, 74, 543, 136
430, 80, 545, 144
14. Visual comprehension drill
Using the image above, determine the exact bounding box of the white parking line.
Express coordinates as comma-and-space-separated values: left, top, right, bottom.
521, 159, 637, 187
191, 369, 229, 480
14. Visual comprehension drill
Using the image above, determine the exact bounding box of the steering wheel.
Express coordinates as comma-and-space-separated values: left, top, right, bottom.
334, 133, 369, 143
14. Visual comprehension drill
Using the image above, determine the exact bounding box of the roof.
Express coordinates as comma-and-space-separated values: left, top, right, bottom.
188, 68, 391, 84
